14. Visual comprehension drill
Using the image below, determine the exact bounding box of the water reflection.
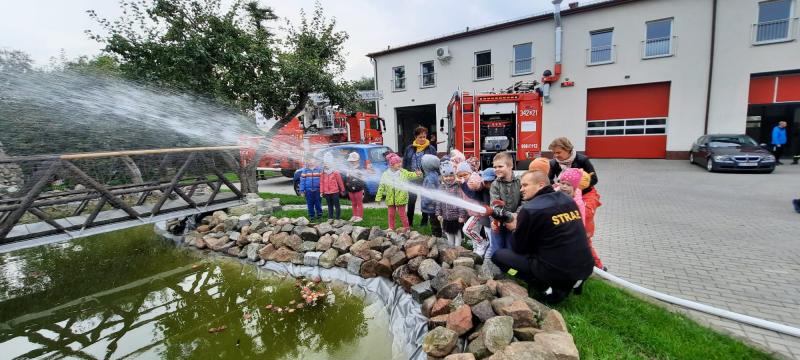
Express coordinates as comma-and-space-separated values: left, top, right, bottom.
0, 226, 392, 359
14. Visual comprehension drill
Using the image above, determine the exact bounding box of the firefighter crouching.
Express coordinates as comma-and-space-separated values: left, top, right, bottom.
490, 170, 594, 304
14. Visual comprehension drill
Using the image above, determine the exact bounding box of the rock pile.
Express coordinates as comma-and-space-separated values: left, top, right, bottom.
182, 211, 579, 359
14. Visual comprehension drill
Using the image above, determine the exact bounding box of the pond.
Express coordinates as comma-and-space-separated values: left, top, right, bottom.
0, 226, 393, 359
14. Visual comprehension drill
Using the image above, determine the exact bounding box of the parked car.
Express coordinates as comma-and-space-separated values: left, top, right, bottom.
294, 144, 391, 201
689, 134, 775, 173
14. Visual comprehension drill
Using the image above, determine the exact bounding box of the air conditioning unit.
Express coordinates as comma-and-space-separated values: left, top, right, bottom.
436, 46, 451, 60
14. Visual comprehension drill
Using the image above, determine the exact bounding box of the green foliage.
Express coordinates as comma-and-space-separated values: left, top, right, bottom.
0, 49, 34, 73
350, 76, 377, 114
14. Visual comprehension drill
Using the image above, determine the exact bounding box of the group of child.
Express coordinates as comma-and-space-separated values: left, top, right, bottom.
296, 147, 604, 268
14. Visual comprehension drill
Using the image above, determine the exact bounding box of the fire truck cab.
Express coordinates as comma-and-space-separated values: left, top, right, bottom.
442, 82, 543, 170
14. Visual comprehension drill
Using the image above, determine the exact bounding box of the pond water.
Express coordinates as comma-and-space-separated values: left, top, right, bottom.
0, 226, 393, 359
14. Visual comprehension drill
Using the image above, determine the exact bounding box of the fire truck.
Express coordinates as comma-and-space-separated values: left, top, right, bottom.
442, 81, 543, 170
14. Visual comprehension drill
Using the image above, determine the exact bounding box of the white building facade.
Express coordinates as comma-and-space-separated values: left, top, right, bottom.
367, 0, 800, 160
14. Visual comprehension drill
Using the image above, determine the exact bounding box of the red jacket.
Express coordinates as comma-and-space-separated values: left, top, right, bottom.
320, 171, 345, 195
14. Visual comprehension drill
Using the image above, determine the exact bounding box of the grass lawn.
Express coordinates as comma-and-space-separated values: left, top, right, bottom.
260, 192, 352, 206
271, 206, 774, 360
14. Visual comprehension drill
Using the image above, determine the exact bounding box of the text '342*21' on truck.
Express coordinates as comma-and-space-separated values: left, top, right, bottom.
242, 112, 385, 178
443, 82, 543, 170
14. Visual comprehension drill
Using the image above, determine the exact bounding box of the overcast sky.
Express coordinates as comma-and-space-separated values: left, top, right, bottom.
0, 0, 563, 80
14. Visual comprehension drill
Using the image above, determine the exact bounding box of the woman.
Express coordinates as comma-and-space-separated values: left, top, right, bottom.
402, 126, 437, 227
548, 137, 605, 270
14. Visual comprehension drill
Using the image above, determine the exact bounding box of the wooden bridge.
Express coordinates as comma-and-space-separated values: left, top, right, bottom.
0, 147, 247, 253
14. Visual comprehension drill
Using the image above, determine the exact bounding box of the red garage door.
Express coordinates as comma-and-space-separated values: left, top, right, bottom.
585, 82, 670, 158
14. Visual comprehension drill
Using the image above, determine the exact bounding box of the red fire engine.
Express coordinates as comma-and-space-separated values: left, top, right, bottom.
443, 81, 543, 170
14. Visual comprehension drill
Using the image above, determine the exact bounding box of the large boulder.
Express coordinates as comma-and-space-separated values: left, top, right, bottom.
284, 234, 303, 251
360, 259, 379, 278
471, 300, 497, 323
268, 247, 299, 263
350, 240, 375, 260
446, 304, 473, 336
495, 299, 536, 328
316, 222, 335, 236
258, 244, 276, 260
418, 258, 442, 280
467, 333, 492, 359
430, 298, 453, 317
498, 342, 555, 360
464, 284, 494, 305
534, 332, 579, 360
319, 248, 338, 269
332, 233, 354, 252
315, 235, 333, 251
541, 310, 568, 332
437, 279, 466, 300
422, 326, 458, 358
375, 258, 393, 278
405, 239, 429, 259
482, 316, 514, 354
392, 265, 423, 292
496, 280, 528, 298
411, 281, 434, 302
295, 226, 319, 242
245, 243, 265, 262
351, 226, 370, 241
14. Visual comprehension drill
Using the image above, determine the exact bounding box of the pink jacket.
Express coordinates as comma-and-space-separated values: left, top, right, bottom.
320, 171, 345, 195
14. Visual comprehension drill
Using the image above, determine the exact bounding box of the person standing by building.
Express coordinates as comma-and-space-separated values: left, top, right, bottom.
771, 121, 788, 165
402, 126, 437, 226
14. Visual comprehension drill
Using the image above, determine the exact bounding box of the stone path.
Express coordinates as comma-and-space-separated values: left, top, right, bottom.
593, 159, 800, 359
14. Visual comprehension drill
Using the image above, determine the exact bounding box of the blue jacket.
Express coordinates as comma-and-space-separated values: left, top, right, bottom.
772, 126, 787, 145
421, 170, 440, 214
297, 167, 321, 192
403, 144, 437, 173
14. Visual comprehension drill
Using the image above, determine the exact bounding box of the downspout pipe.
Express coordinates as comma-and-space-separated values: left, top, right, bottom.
542, 0, 563, 103
703, 0, 717, 135
371, 57, 380, 116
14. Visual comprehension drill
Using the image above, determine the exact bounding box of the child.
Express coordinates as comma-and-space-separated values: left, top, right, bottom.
420, 154, 443, 237
529, 157, 551, 174
577, 169, 605, 270
463, 172, 491, 256
296, 156, 322, 221
344, 152, 367, 222
449, 149, 466, 169
488, 152, 521, 260
456, 162, 475, 199
559, 168, 605, 270
320, 155, 345, 220
376, 153, 421, 231
437, 162, 467, 246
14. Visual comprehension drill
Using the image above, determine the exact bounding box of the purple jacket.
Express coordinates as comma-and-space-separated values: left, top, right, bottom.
436, 182, 467, 221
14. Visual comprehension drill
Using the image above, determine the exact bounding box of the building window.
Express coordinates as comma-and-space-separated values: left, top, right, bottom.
420, 61, 435, 88
754, 0, 794, 43
392, 66, 405, 91
512, 43, 533, 75
473, 50, 493, 81
643, 18, 673, 58
588, 29, 614, 65
586, 118, 667, 137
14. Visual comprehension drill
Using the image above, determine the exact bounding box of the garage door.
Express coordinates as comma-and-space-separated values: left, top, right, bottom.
749, 74, 800, 104
585, 82, 670, 158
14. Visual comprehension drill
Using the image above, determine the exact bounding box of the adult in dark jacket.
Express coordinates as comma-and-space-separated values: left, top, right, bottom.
402, 126, 437, 226
492, 171, 594, 304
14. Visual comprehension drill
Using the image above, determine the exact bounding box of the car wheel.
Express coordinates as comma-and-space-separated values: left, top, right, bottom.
294, 181, 301, 196
706, 158, 715, 172
689, 153, 695, 164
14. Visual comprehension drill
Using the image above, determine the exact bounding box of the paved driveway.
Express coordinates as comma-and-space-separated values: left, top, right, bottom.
592, 159, 800, 358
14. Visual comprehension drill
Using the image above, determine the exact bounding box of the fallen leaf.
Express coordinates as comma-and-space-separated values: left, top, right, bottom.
208, 326, 227, 333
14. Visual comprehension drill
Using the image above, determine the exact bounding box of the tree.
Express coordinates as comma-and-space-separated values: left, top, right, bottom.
0, 49, 34, 73
350, 76, 377, 114
87, 0, 356, 192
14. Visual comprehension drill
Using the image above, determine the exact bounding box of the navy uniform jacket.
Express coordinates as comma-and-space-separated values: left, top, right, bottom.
512, 186, 594, 283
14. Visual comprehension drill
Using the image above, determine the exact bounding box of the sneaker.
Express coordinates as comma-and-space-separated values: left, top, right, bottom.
353, 217, 363, 223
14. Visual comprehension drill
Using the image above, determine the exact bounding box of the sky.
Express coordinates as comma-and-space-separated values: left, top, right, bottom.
0, 0, 566, 80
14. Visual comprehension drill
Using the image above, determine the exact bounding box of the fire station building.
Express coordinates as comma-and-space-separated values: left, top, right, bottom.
367, 0, 800, 160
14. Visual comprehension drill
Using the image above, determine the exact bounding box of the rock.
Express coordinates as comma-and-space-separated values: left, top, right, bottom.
405, 240, 429, 258
496, 280, 528, 298
478, 260, 504, 281
319, 248, 338, 268
245, 233, 261, 246
437, 279, 466, 300
418, 258, 442, 280
246, 243, 265, 262
431, 269, 453, 292
268, 247, 298, 262
368, 226, 386, 239
223, 218, 238, 231
204, 236, 227, 250
332, 233, 353, 252
316, 222, 335, 235
315, 235, 333, 251
212, 210, 228, 224
184, 231, 202, 245
291, 252, 305, 265
215, 240, 236, 253
347, 255, 365, 275
258, 244, 276, 260
446, 304, 473, 336
196, 225, 210, 233
513, 327, 546, 341
295, 226, 319, 242
283, 234, 303, 251
335, 254, 351, 268
300, 241, 317, 252
495, 299, 536, 328
482, 316, 514, 354
269, 232, 288, 248
439, 247, 460, 264
360, 259, 378, 278
450, 292, 466, 312
448, 266, 480, 287
461, 251, 484, 266
427, 244, 439, 260
431, 298, 453, 317
472, 300, 497, 323
445, 353, 476, 360
376, 258, 393, 278
407, 256, 425, 273
415, 295, 435, 317
486, 280, 498, 296
280, 223, 294, 233
332, 219, 345, 228
294, 216, 310, 226
410, 281, 434, 302
467, 333, 492, 359
229, 202, 257, 217
226, 246, 241, 257
251, 220, 268, 233
351, 226, 370, 241
534, 332, 579, 360
464, 285, 494, 306
422, 326, 458, 357
453, 257, 475, 268
392, 265, 423, 292
304, 251, 323, 267
350, 240, 374, 260
261, 231, 273, 243
336, 224, 353, 236
500, 342, 554, 360
540, 309, 567, 332
389, 250, 408, 269
428, 314, 449, 329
